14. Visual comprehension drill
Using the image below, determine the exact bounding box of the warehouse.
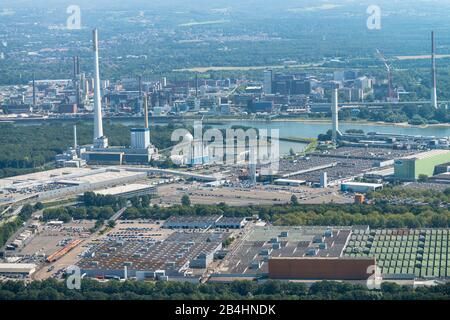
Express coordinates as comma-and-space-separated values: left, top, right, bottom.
94, 184, 157, 199
273, 179, 307, 186
0, 167, 148, 205
163, 215, 223, 229
215, 217, 247, 229
78, 231, 227, 280
344, 228, 450, 279
268, 257, 376, 280
429, 172, 450, 184
394, 149, 450, 181
0, 263, 37, 277
341, 182, 383, 193
218, 226, 352, 277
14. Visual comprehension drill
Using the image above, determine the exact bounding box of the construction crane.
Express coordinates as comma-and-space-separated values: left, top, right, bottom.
376, 49, 396, 101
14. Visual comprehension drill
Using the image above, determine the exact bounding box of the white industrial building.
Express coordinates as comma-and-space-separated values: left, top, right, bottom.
340, 182, 383, 193
0, 263, 37, 277
274, 179, 306, 186
94, 183, 157, 198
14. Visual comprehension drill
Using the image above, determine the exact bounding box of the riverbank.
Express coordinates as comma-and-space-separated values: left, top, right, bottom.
205, 117, 450, 129
2, 114, 450, 130
273, 118, 450, 129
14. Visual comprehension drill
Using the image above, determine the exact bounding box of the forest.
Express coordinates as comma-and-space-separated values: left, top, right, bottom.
0, 278, 448, 300
0, 122, 179, 179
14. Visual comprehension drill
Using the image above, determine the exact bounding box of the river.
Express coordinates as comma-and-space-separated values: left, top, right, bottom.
7, 118, 450, 155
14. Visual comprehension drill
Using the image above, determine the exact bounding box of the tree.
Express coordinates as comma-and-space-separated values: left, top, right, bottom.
418, 174, 428, 183
291, 194, 299, 206
418, 105, 435, 120
107, 220, 116, 228
83, 192, 96, 206
130, 196, 141, 208
141, 195, 151, 208
33, 202, 44, 211
402, 104, 418, 118
181, 194, 191, 206
318, 130, 333, 141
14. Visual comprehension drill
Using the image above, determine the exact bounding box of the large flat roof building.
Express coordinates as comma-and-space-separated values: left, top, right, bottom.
341, 182, 383, 193
0, 263, 37, 276
94, 183, 156, 199
394, 149, 450, 181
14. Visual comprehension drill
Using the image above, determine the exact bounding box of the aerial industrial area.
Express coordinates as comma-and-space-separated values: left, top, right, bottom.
0, 24, 449, 291
0, 27, 444, 123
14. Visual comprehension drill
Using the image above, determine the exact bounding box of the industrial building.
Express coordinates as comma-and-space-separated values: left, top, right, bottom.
341, 182, 383, 193
163, 215, 223, 229
216, 226, 352, 279
55, 30, 158, 167
163, 215, 247, 230
344, 228, 450, 279
394, 149, 450, 181
0, 167, 148, 205
93, 183, 157, 199
273, 178, 306, 186
429, 172, 450, 184
78, 231, 228, 281
0, 263, 37, 277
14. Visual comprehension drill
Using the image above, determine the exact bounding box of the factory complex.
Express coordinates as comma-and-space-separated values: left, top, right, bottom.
0, 167, 156, 205
21, 218, 444, 284
1, 30, 450, 291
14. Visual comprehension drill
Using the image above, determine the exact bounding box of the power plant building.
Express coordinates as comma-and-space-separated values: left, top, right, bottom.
131, 128, 151, 149
263, 70, 273, 95
60, 29, 159, 166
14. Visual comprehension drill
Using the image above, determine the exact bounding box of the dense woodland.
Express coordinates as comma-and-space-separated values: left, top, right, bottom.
0, 123, 178, 179
0, 278, 448, 300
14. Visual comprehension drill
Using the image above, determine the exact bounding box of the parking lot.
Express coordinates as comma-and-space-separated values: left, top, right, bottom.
154, 183, 352, 206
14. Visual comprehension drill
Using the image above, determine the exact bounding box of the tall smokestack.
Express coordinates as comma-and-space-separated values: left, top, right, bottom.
138, 75, 142, 98
249, 144, 257, 186
73, 56, 77, 81
76, 56, 80, 76
138, 75, 143, 113
73, 125, 78, 150
195, 73, 199, 97
143, 94, 149, 129
32, 73, 36, 107
92, 29, 107, 148
74, 56, 81, 107
331, 87, 341, 143
431, 31, 438, 109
